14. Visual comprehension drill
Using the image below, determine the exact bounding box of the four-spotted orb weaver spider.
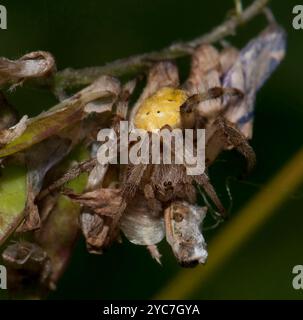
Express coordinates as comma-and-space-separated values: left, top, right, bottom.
67, 24, 286, 266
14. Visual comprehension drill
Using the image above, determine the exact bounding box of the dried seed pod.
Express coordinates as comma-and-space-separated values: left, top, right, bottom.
164, 201, 208, 267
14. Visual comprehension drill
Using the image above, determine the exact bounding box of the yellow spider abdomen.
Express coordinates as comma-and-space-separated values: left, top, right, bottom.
134, 87, 188, 131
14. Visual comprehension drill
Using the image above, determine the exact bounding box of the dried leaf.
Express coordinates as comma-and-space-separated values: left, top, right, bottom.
35, 145, 89, 289
80, 212, 109, 254
2, 241, 52, 292
65, 187, 123, 252
0, 115, 28, 145
0, 76, 120, 158
219, 46, 239, 74
87, 162, 108, 190
0, 51, 56, 88
18, 137, 72, 232
223, 25, 286, 138
65, 188, 122, 217
184, 44, 222, 118
84, 76, 121, 113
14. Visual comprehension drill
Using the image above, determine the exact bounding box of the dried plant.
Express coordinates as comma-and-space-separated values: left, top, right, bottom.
0, 0, 286, 298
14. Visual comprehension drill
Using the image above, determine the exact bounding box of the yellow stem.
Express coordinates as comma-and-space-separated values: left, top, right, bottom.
155, 148, 303, 299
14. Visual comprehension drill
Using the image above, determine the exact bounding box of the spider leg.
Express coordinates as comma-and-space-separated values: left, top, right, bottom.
206, 116, 256, 173
183, 44, 226, 120
192, 173, 226, 217
158, 127, 225, 214
147, 245, 162, 265
183, 43, 243, 123
144, 183, 163, 213
180, 87, 243, 114
121, 163, 148, 199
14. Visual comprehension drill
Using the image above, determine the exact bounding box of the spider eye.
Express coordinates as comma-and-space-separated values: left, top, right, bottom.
157, 111, 161, 114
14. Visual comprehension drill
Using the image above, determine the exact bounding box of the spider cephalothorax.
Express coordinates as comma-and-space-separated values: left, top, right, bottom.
66, 24, 286, 266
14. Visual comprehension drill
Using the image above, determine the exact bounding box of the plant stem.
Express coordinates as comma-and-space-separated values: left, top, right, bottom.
54, 0, 270, 92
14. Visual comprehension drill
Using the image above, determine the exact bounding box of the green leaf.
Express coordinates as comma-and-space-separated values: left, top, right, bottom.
0, 165, 27, 246
0, 105, 83, 158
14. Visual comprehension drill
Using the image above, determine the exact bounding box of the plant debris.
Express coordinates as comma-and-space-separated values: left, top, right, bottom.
0, 2, 286, 297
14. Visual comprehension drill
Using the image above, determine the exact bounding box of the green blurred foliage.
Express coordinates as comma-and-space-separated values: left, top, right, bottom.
0, 165, 27, 244
0, 0, 302, 299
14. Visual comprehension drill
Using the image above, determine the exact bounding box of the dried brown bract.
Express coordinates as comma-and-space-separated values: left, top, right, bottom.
0, 51, 56, 89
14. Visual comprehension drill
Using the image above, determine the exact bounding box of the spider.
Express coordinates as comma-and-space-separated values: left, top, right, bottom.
66, 24, 285, 266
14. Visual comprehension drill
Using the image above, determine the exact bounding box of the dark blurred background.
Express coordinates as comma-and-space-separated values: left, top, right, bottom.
0, 0, 303, 299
